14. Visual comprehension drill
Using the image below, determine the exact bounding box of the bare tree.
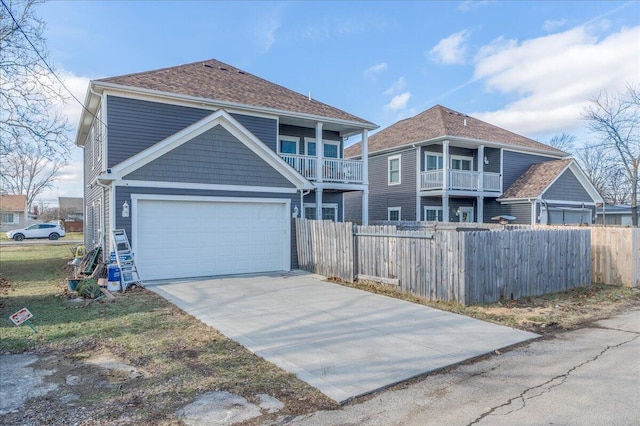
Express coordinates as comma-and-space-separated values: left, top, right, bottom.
576, 145, 631, 205
0, 0, 70, 157
547, 132, 576, 152
583, 85, 640, 226
1, 138, 67, 209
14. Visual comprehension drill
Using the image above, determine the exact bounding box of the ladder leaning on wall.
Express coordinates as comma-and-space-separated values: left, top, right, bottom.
111, 229, 143, 291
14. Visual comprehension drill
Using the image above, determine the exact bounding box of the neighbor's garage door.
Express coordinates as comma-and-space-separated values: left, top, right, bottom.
136, 198, 289, 280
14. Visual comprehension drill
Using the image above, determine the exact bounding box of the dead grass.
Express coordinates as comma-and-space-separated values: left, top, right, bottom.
337, 279, 640, 334
0, 245, 335, 425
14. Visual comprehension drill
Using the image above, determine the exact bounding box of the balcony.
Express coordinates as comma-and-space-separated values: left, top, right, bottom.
280, 154, 364, 184
420, 170, 501, 192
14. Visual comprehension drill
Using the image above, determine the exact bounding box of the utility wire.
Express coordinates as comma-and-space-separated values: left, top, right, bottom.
1, 0, 105, 128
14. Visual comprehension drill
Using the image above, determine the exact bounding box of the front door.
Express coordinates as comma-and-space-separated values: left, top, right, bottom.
459, 207, 474, 223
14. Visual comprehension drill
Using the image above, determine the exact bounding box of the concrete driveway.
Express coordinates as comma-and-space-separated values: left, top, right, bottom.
148, 271, 538, 403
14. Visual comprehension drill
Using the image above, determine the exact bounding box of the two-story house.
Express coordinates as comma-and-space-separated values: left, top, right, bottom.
75, 59, 376, 281
345, 105, 602, 225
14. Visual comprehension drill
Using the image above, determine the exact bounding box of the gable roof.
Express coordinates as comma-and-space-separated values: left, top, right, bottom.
345, 105, 565, 157
103, 109, 313, 191
500, 159, 573, 200
0, 194, 27, 212
96, 58, 374, 127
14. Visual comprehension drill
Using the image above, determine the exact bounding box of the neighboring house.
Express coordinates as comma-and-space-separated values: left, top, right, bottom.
596, 205, 640, 226
344, 105, 602, 225
75, 58, 375, 281
59, 197, 84, 232
0, 194, 28, 231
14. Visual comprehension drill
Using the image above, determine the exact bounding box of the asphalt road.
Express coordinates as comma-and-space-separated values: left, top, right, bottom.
286, 308, 640, 426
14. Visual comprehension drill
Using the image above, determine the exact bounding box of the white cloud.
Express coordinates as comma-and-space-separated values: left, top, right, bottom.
255, 17, 280, 52
384, 77, 407, 96
470, 24, 640, 137
385, 92, 411, 110
364, 62, 387, 79
429, 30, 471, 65
543, 19, 567, 32
53, 71, 91, 128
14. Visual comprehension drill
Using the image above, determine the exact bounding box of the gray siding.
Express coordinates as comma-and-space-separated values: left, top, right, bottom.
502, 150, 559, 190
484, 201, 532, 225
124, 125, 293, 188
543, 169, 592, 202
420, 197, 476, 222
114, 186, 300, 269
484, 147, 501, 174
368, 149, 417, 221
231, 113, 277, 152
279, 124, 341, 155
344, 191, 363, 223
107, 96, 212, 167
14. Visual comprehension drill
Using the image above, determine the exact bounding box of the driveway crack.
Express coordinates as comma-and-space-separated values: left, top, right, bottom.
466, 334, 639, 425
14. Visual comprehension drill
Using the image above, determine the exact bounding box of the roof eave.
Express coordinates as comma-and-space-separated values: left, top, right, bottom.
93, 81, 378, 132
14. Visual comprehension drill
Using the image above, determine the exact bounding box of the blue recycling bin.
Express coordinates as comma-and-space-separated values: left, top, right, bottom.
107, 264, 121, 282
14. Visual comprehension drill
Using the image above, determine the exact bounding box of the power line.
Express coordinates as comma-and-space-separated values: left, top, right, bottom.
0, 0, 105, 127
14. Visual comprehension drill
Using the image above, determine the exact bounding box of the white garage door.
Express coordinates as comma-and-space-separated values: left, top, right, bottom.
135, 197, 289, 281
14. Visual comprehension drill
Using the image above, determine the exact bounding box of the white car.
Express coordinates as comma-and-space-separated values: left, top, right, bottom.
6, 223, 66, 241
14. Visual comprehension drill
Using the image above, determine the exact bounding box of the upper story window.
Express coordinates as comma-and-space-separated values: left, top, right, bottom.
305, 138, 340, 158
279, 136, 299, 154
425, 153, 443, 171
451, 155, 473, 171
90, 105, 104, 170
388, 154, 401, 185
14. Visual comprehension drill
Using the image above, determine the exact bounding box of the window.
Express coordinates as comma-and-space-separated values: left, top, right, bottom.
304, 203, 338, 221
388, 207, 401, 221
547, 208, 591, 225
305, 138, 340, 158
425, 153, 443, 171
1, 213, 16, 224
279, 136, 299, 154
91, 105, 104, 170
388, 155, 401, 185
424, 207, 443, 222
451, 155, 473, 171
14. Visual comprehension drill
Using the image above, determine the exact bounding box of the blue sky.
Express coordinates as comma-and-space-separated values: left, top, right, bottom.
34, 0, 639, 202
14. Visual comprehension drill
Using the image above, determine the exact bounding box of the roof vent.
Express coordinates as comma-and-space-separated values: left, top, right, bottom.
237, 70, 245, 74
203, 64, 214, 68
464, 118, 467, 126
219, 66, 228, 71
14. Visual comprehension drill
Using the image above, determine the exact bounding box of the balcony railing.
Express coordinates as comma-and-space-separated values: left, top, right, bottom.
420, 170, 501, 192
280, 154, 364, 184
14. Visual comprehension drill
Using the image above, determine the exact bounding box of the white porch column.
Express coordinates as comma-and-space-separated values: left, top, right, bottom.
316, 122, 324, 182
442, 140, 449, 191
477, 196, 484, 224
478, 144, 485, 192
362, 129, 369, 225
362, 189, 369, 226
316, 188, 323, 220
442, 140, 450, 222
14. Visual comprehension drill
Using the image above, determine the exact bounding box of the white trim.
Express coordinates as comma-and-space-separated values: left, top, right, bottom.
458, 206, 474, 223
303, 202, 338, 221
388, 154, 401, 185
423, 206, 444, 222
130, 194, 291, 273
113, 179, 299, 194
109, 109, 312, 190
278, 135, 300, 155
387, 207, 401, 221
541, 199, 598, 206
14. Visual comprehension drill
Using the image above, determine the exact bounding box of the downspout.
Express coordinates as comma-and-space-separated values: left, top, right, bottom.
93, 178, 109, 261
540, 199, 549, 225
299, 189, 311, 219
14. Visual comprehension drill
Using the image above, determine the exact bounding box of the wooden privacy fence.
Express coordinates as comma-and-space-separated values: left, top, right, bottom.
588, 227, 639, 287
296, 219, 593, 305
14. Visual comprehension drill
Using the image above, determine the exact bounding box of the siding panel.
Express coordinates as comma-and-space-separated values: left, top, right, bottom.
368, 149, 417, 221
502, 150, 559, 190
543, 169, 592, 202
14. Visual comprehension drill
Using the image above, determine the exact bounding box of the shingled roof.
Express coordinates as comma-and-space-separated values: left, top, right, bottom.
345, 105, 564, 157
97, 59, 373, 126
500, 159, 573, 199
0, 194, 27, 212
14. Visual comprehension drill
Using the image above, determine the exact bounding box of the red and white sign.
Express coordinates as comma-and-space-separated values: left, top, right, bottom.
9, 308, 33, 326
